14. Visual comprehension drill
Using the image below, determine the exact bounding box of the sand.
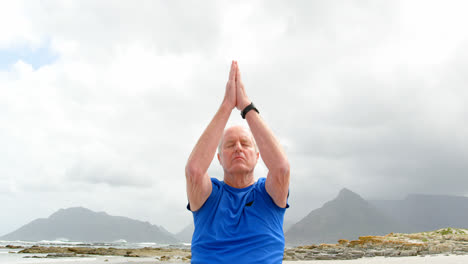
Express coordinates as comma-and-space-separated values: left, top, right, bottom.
5, 255, 468, 264
284, 255, 468, 264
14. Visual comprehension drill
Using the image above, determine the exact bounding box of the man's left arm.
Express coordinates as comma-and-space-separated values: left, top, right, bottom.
235, 62, 290, 208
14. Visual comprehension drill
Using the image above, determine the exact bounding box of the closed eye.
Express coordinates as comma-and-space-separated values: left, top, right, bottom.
241, 140, 251, 147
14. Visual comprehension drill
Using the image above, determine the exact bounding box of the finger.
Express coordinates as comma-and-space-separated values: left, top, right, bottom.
229, 60, 235, 81
236, 62, 242, 82
234, 61, 238, 82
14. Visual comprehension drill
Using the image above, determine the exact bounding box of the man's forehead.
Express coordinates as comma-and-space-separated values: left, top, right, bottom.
223, 126, 252, 141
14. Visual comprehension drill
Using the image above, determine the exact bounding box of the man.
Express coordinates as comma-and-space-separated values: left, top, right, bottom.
185, 61, 290, 263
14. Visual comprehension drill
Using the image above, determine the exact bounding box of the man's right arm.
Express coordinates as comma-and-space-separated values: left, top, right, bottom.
185, 61, 237, 211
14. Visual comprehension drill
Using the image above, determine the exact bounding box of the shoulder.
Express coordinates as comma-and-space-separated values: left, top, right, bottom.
211, 177, 223, 190
188, 177, 223, 213
211, 177, 222, 184
253, 177, 268, 197
255, 177, 267, 188
256, 177, 289, 210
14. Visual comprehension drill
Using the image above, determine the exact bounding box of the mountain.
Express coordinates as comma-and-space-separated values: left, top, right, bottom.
283, 219, 295, 233
370, 194, 468, 232
0, 207, 178, 243
175, 223, 194, 243
285, 188, 405, 245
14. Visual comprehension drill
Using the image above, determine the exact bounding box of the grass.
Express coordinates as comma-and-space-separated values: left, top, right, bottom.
431, 227, 467, 235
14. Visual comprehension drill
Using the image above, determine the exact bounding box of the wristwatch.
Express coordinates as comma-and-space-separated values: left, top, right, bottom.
241, 102, 259, 119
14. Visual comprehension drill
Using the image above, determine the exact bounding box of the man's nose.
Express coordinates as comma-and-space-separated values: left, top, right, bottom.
234, 141, 242, 151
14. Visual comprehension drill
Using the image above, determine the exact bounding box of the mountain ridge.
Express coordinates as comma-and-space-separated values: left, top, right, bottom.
4, 190, 468, 246
286, 188, 406, 245
0, 206, 178, 243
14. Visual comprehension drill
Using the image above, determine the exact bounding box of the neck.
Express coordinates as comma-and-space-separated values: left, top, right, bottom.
223, 171, 255, 189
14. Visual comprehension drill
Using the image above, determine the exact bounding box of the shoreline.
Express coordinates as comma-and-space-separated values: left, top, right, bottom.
3, 247, 468, 264
3, 253, 468, 264
3, 246, 191, 262
2, 228, 468, 262
283, 228, 468, 261
285, 255, 468, 264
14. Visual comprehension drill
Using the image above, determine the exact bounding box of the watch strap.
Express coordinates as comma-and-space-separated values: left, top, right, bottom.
241, 102, 259, 119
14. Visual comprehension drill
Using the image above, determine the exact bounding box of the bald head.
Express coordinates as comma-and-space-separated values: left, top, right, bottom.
218, 126, 258, 154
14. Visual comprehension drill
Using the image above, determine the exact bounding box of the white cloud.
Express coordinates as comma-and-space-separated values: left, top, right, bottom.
1, 0, 468, 235
0, 1, 42, 48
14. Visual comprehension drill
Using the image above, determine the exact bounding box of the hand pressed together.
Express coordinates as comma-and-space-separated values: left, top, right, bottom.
223, 60, 251, 111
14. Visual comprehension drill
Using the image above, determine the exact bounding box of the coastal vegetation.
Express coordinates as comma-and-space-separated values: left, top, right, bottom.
284, 228, 468, 261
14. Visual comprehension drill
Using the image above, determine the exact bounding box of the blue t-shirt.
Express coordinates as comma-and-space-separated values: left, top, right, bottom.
188, 177, 288, 264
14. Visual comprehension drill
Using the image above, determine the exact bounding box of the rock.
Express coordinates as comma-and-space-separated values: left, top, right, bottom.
458, 246, 468, 252
400, 250, 417, 257
383, 249, 398, 257
124, 250, 140, 257
324, 248, 341, 254
6, 245, 23, 249
16, 245, 191, 259
284, 249, 300, 261
11, 229, 467, 262
314, 254, 334, 260
23, 255, 45, 258
298, 245, 317, 249
303, 252, 315, 260
348, 250, 365, 258
334, 253, 353, 260
419, 250, 429, 256
429, 243, 453, 254
23, 253, 78, 259
46, 253, 77, 258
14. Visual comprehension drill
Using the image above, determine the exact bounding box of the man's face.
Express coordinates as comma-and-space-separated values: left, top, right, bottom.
218, 126, 259, 175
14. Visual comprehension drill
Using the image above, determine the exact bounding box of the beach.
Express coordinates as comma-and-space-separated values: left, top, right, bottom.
2, 228, 468, 263
286, 255, 468, 264
2, 246, 468, 264
2, 254, 468, 264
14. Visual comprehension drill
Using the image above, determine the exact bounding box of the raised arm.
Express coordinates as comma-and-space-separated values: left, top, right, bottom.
235, 62, 290, 208
185, 61, 237, 211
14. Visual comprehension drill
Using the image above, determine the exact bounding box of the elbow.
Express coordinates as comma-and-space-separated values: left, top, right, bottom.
271, 161, 290, 183
185, 163, 198, 178
278, 161, 290, 177
185, 163, 204, 183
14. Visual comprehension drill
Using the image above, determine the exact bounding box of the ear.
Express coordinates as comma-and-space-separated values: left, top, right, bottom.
217, 153, 222, 165
256, 152, 259, 162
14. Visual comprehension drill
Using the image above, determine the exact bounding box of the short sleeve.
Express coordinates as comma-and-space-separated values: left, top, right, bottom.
186, 178, 222, 212
255, 177, 289, 210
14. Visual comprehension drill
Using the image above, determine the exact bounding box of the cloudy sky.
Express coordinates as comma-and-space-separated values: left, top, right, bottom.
1, 0, 467, 237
